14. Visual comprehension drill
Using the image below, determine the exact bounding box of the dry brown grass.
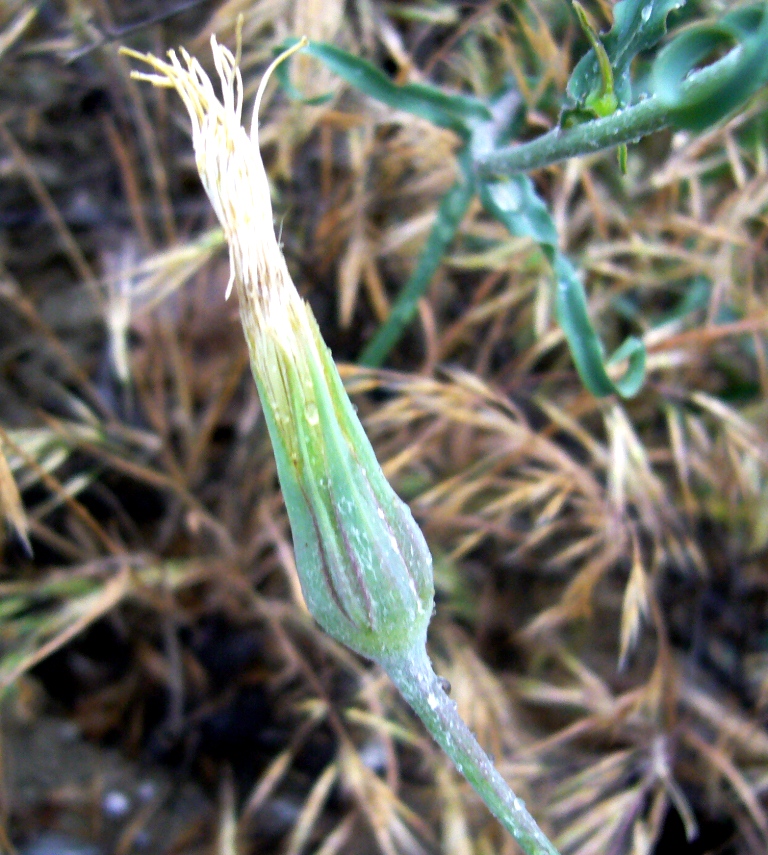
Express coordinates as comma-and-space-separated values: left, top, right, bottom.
0, 1, 767, 853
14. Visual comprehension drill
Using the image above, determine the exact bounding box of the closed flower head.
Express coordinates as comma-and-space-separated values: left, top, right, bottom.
126, 37, 435, 661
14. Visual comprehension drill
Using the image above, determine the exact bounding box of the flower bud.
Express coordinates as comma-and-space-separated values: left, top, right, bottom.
256, 299, 434, 658
126, 38, 434, 660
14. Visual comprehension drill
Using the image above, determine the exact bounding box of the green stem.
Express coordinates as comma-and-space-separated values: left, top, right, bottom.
476, 47, 744, 178
478, 94, 669, 177
383, 646, 560, 855
358, 151, 475, 367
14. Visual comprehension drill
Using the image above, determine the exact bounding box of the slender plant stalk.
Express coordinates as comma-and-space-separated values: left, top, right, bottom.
477, 95, 669, 176
476, 46, 744, 178
384, 647, 559, 855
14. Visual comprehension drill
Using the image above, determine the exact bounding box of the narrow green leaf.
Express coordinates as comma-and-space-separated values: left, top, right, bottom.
479, 178, 646, 397
653, 4, 768, 132
357, 86, 521, 367
276, 38, 491, 137
478, 175, 558, 249
606, 0, 687, 79
554, 257, 646, 398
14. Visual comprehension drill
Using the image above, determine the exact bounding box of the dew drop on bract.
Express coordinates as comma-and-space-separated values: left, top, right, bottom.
306, 402, 319, 425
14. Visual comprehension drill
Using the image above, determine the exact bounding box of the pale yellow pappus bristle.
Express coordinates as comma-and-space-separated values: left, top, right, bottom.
123, 36, 306, 312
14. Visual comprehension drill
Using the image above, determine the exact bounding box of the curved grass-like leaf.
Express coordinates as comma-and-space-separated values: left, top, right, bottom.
359, 88, 522, 367
481, 177, 646, 397
276, 38, 491, 138
653, 4, 768, 132
554, 257, 646, 398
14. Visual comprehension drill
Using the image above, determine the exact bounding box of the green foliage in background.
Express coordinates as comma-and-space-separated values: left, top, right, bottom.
279, 0, 768, 399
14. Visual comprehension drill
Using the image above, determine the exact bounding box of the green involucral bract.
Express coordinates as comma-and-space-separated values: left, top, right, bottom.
251, 302, 434, 658
124, 37, 434, 662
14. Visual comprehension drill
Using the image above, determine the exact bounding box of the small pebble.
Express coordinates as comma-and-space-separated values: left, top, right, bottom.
102, 790, 131, 818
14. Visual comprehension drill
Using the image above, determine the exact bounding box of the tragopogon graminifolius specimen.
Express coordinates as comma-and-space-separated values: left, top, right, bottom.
124, 37, 560, 855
